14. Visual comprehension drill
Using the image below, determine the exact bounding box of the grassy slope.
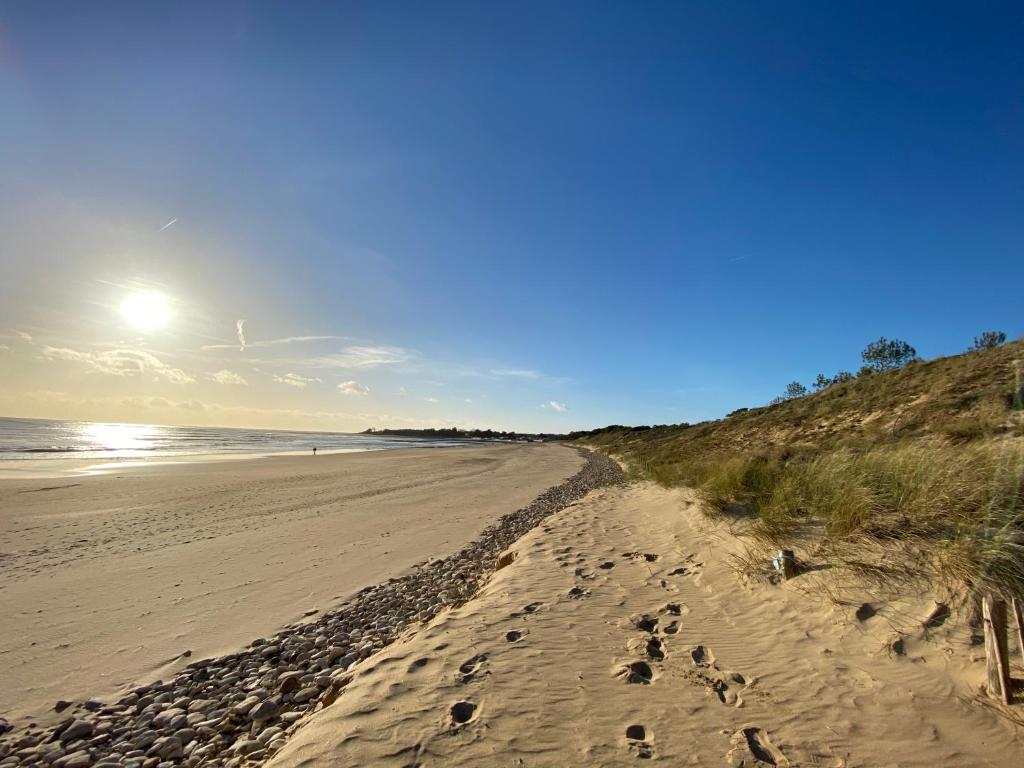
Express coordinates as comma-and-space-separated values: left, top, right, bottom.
576, 339, 1024, 601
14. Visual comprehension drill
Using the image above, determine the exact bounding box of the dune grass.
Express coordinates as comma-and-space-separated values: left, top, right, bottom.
580, 340, 1024, 602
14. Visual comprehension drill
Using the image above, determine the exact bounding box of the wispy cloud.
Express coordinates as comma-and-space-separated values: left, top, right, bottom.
423, 396, 439, 403
200, 322, 346, 351
0, 344, 10, 352
338, 380, 370, 395
38, 346, 195, 383
308, 345, 414, 369
158, 218, 178, 232
490, 368, 542, 379
210, 369, 248, 386
272, 372, 322, 388
545, 400, 569, 412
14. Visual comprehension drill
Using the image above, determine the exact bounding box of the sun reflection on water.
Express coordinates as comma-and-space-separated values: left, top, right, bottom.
80, 422, 160, 456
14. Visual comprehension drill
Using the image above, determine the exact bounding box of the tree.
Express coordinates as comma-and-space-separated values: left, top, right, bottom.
785, 381, 808, 399
814, 371, 854, 391
971, 331, 1006, 351
861, 337, 916, 372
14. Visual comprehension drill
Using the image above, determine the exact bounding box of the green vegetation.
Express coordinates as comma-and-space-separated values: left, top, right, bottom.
972, 330, 1007, 351
572, 337, 1024, 603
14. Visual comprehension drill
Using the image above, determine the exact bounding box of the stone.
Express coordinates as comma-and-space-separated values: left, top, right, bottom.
291, 687, 319, 704
147, 736, 183, 761
60, 721, 94, 743
248, 700, 279, 722
63, 750, 93, 768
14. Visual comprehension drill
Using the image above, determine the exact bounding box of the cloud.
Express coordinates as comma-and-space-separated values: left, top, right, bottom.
423, 397, 439, 403
201, 330, 347, 351
547, 401, 569, 412
0, 344, 9, 352
210, 369, 248, 386
464, 398, 473, 403
158, 218, 178, 232
38, 346, 195, 383
309, 345, 414, 369
338, 380, 370, 396
490, 368, 541, 379
16, 331, 32, 342
273, 372, 321, 388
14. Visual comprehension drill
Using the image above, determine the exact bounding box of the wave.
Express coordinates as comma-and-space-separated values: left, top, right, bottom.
1, 446, 160, 454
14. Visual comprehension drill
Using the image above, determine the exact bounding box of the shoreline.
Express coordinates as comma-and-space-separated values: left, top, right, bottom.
0, 443, 584, 730
0, 443, 504, 481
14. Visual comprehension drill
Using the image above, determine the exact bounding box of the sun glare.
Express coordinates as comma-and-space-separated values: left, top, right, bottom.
120, 291, 170, 332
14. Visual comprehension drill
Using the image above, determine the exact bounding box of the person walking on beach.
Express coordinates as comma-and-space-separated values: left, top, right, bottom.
313, 447, 317, 456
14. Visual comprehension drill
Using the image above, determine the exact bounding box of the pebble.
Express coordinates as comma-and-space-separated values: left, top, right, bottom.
0, 450, 621, 767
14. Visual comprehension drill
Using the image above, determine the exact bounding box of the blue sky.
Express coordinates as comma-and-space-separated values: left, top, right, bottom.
1, 1, 1021, 432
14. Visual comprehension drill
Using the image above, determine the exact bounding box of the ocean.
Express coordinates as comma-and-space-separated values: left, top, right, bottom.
0, 417, 473, 465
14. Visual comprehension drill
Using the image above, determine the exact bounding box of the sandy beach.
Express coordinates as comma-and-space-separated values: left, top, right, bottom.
0, 443, 583, 726
269, 482, 1022, 767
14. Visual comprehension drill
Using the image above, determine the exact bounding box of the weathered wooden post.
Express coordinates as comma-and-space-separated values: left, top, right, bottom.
1013, 597, 1024, 662
772, 549, 798, 580
982, 595, 1011, 704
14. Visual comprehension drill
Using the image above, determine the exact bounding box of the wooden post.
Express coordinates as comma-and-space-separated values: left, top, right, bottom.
1013, 597, 1024, 662
982, 595, 1011, 704
778, 549, 798, 580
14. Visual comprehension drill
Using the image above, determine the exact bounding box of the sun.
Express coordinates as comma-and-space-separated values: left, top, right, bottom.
120, 291, 170, 332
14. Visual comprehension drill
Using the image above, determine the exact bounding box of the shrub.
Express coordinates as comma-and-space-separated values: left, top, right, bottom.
785, 381, 808, 399
971, 331, 1006, 351
862, 337, 917, 372
814, 371, 855, 390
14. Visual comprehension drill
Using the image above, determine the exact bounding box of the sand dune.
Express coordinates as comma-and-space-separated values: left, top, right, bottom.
0, 444, 583, 726
269, 482, 1021, 767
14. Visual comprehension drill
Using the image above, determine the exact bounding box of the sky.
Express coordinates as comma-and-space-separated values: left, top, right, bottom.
0, 1, 1022, 433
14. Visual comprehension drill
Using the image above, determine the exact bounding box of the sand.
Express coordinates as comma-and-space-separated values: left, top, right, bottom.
0, 443, 584, 726
268, 481, 1022, 767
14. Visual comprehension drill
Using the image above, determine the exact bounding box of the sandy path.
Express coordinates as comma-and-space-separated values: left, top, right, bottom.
269, 481, 1021, 767
0, 443, 583, 725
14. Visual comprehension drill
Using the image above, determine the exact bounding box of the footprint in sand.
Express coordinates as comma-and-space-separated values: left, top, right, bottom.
617, 661, 654, 685
505, 629, 526, 643
449, 700, 478, 728
625, 724, 655, 759
643, 637, 666, 661
631, 614, 659, 633
458, 654, 488, 683
567, 586, 591, 599
622, 552, 660, 562
690, 645, 715, 666
598, 561, 616, 570
509, 601, 544, 618
662, 620, 680, 635
660, 602, 686, 616
407, 657, 431, 672
658, 579, 679, 593
726, 725, 790, 767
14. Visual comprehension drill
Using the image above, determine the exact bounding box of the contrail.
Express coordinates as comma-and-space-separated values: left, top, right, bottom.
158, 218, 178, 232
236, 319, 247, 351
